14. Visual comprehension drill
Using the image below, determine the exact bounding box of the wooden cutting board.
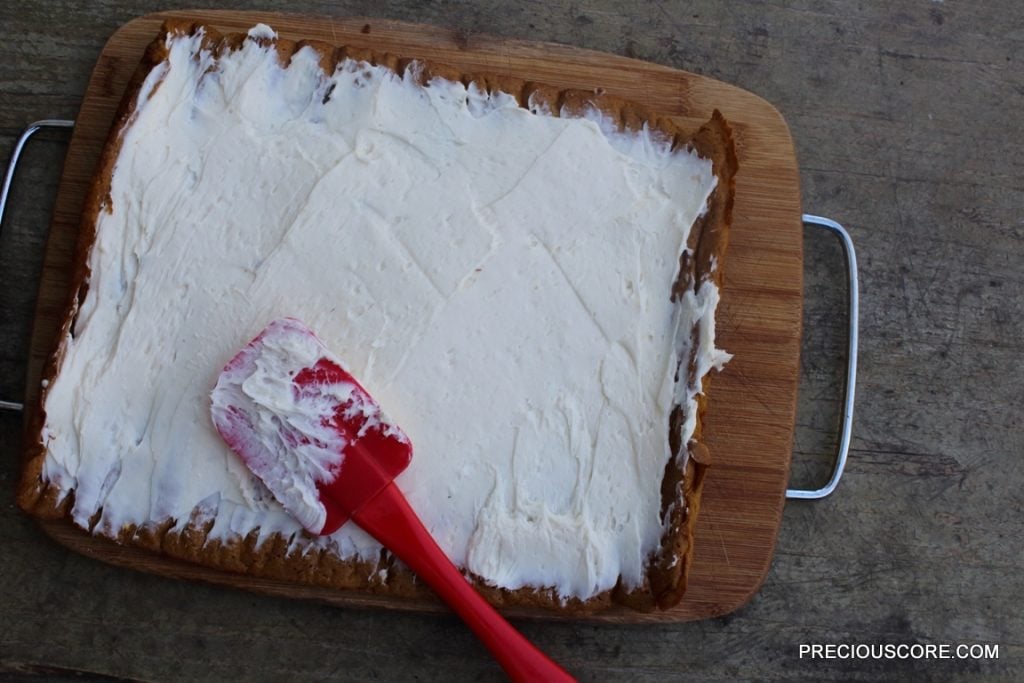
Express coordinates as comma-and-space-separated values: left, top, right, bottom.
24, 10, 803, 623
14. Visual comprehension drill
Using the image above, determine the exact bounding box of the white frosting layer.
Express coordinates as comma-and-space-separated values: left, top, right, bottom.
40, 24, 725, 600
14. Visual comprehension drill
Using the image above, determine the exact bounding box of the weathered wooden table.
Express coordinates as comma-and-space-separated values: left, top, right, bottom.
1, 2, 1020, 680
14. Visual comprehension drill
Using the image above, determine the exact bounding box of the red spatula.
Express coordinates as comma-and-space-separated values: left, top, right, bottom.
211, 318, 574, 682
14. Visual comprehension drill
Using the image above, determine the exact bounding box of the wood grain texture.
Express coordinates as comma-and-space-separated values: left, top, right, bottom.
4, 1, 1021, 681
20, 10, 802, 624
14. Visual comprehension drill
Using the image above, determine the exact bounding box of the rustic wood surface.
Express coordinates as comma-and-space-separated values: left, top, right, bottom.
19, 9, 803, 625
1, 1, 1020, 681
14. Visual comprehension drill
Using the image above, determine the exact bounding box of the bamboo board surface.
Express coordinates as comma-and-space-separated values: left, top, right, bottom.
24, 10, 803, 623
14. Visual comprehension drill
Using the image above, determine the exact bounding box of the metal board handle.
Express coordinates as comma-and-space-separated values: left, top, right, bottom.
0, 119, 75, 413
786, 214, 859, 500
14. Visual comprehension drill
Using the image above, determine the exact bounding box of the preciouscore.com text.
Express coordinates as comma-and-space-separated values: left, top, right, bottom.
799, 643, 998, 660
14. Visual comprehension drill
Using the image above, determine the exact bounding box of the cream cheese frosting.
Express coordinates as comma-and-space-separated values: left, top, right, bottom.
40, 24, 726, 601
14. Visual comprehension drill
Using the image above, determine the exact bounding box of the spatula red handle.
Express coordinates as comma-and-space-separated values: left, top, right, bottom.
352, 483, 575, 682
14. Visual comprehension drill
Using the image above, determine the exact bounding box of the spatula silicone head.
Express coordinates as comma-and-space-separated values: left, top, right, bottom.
210, 317, 412, 536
